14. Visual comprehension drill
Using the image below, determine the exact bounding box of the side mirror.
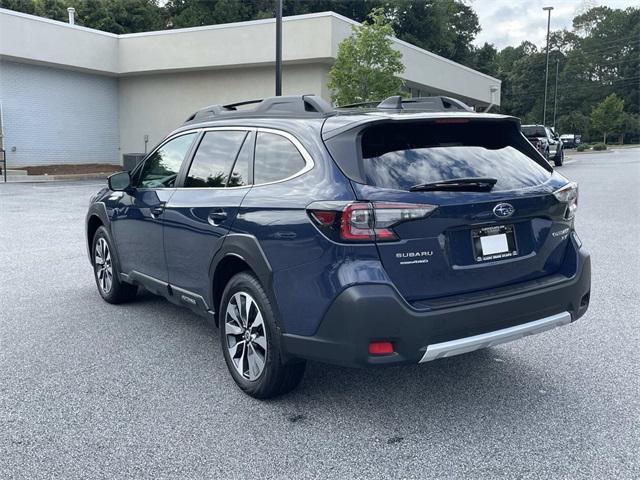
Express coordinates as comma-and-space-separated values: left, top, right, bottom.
108, 171, 132, 191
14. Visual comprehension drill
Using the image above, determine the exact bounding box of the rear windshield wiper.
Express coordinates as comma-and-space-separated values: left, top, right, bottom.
409, 177, 497, 192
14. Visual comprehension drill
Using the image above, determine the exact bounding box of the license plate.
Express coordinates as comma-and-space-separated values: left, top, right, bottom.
472, 225, 517, 261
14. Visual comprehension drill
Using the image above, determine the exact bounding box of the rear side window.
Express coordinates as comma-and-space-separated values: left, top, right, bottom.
254, 132, 306, 184
360, 121, 551, 192
185, 131, 248, 188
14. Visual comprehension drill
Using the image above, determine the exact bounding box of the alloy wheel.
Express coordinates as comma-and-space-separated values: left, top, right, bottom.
94, 237, 113, 294
224, 291, 267, 381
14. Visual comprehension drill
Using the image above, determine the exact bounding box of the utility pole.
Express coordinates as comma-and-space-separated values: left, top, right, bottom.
542, 6, 554, 125
553, 59, 559, 128
275, 0, 282, 96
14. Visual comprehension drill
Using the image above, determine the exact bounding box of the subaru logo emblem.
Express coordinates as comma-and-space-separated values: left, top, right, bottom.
493, 203, 515, 218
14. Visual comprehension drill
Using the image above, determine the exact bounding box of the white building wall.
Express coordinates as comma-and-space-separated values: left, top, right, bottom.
117, 14, 335, 74
0, 60, 119, 166
0, 8, 502, 166
118, 63, 328, 155
0, 8, 118, 74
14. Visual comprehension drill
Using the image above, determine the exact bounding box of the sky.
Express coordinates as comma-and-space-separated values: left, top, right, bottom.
471, 0, 638, 50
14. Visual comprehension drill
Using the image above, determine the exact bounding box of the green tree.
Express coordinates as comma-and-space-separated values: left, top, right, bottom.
389, 0, 480, 65
491, 6, 638, 123
0, 0, 37, 15
472, 42, 498, 76
164, 0, 247, 28
0, 0, 166, 33
616, 112, 640, 144
327, 8, 404, 105
80, 0, 165, 34
557, 112, 590, 137
591, 94, 625, 143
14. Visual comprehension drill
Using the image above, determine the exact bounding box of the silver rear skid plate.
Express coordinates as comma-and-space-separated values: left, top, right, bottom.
419, 311, 572, 363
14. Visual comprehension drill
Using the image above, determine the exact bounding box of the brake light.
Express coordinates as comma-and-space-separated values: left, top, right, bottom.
308, 201, 437, 243
369, 341, 394, 355
553, 182, 578, 219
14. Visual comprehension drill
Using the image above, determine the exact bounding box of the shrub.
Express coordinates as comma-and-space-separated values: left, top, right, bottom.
576, 144, 587, 152
593, 143, 607, 151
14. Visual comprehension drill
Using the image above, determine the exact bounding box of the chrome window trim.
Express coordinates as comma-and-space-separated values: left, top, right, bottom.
176, 127, 253, 190
252, 127, 315, 187
169, 126, 315, 190
135, 130, 200, 191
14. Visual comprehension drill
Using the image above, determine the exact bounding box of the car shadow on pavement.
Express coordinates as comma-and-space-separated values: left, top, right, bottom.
131, 289, 565, 423
279, 351, 569, 445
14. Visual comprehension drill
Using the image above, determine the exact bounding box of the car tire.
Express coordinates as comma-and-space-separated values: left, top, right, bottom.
219, 272, 306, 399
554, 148, 564, 166
92, 226, 138, 304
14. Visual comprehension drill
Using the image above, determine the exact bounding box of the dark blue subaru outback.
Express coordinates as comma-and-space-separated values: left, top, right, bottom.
86, 95, 591, 398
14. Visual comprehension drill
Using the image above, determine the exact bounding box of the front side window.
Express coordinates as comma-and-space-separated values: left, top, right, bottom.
254, 132, 306, 184
138, 133, 196, 188
185, 131, 248, 188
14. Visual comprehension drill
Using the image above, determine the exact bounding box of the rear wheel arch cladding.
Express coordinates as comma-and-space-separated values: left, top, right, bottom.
212, 255, 253, 325
210, 236, 278, 328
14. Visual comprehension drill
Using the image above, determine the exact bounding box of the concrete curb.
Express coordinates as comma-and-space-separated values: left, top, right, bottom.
567, 150, 613, 156
2, 172, 111, 183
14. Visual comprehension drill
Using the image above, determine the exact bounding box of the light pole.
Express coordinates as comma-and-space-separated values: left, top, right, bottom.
275, 0, 283, 96
553, 58, 559, 128
542, 6, 554, 125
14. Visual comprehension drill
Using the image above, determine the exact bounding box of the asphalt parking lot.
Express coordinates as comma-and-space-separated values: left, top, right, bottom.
1, 148, 639, 479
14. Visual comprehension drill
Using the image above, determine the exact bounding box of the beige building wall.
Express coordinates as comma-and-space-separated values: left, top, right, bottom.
118, 63, 329, 155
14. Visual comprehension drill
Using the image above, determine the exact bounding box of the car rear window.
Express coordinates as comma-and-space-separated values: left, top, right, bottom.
360, 121, 551, 192
521, 126, 546, 137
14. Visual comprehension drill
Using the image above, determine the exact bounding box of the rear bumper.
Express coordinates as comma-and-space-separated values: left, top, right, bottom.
282, 247, 590, 368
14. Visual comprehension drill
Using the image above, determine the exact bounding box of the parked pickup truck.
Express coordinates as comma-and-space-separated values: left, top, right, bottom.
522, 125, 564, 166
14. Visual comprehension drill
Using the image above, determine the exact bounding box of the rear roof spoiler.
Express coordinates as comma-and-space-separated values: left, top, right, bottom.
338, 95, 474, 112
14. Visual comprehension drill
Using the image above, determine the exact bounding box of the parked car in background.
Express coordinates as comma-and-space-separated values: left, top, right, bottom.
522, 124, 565, 166
560, 134, 582, 149
85, 95, 590, 398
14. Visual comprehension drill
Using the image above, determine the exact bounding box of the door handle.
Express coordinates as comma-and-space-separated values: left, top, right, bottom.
208, 209, 228, 226
150, 204, 165, 218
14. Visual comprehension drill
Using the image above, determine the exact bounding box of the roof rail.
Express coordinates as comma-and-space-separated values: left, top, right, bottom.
184, 94, 334, 123
184, 94, 475, 124
337, 95, 474, 113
